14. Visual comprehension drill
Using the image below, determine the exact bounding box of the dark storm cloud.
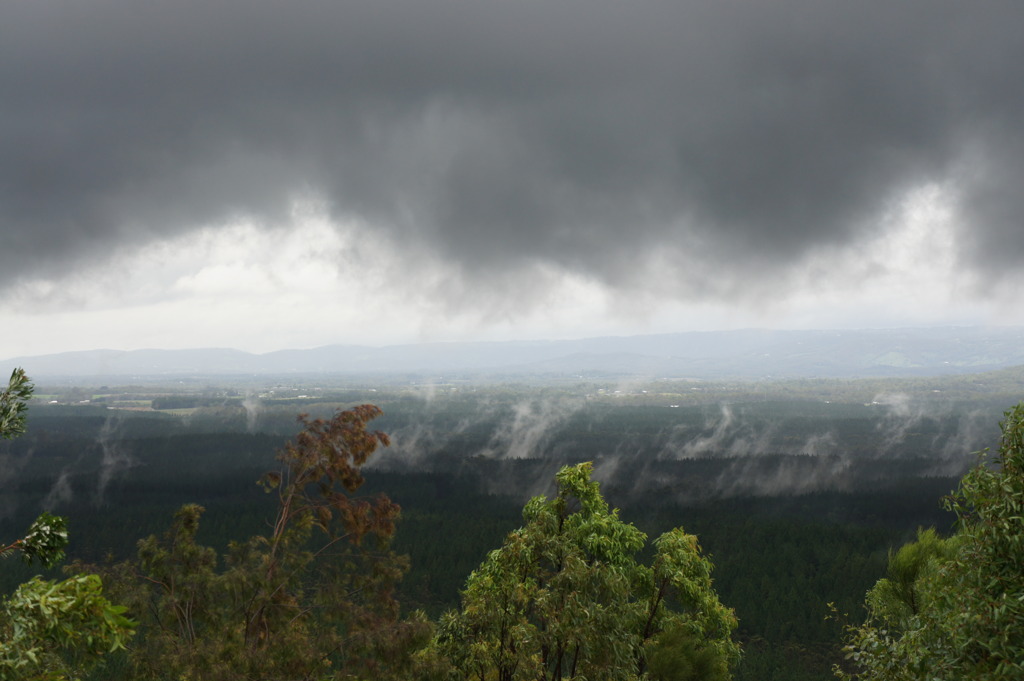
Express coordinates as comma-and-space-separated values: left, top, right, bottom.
2, 0, 1022, 294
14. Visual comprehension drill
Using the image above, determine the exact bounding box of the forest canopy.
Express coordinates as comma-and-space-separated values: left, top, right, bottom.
4, 364, 1024, 680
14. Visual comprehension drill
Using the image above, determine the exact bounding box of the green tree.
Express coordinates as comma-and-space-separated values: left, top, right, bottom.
1, 513, 70, 569
0, 367, 34, 438
839, 403, 1024, 681
861, 527, 957, 632
435, 462, 740, 681
1, 368, 135, 681
1, 574, 134, 680
95, 405, 431, 681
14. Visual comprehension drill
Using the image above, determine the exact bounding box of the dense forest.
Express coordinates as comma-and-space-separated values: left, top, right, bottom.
3, 368, 1023, 679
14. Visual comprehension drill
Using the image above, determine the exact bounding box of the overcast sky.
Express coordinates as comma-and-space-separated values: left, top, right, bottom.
2, 0, 1023, 359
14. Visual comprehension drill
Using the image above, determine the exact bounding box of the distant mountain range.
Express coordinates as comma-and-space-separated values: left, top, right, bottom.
4, 327, 1024, 380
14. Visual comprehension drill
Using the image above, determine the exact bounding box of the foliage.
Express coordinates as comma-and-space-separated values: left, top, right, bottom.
644, 619, 731, 681
2, 513, 70, 570
0, 574, 134, 681
91, 405, 432, 680
839, 403, 1024, 680
1, 368, 34, 440
1, 367, 135, 681
434, 462, 740, 681
861, 528, 957, 632
1, 369, 68, 572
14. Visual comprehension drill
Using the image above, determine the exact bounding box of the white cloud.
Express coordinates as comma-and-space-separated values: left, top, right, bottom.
2, 185, 1021, 361
761, 182, 998, 330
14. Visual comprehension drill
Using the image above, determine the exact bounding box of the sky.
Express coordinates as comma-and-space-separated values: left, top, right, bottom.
2, 0, 1023, 360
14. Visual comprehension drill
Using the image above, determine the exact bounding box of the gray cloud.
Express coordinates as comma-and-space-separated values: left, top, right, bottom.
2, 0, 1023, 301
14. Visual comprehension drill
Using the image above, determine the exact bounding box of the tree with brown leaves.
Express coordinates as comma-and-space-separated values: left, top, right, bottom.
94, 405, 430, 681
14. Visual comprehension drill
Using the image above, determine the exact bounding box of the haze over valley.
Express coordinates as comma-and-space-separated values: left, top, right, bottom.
6, 326, 1024, 380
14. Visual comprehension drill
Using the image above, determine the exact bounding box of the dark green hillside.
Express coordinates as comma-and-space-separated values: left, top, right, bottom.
3, 373, 1020, 680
